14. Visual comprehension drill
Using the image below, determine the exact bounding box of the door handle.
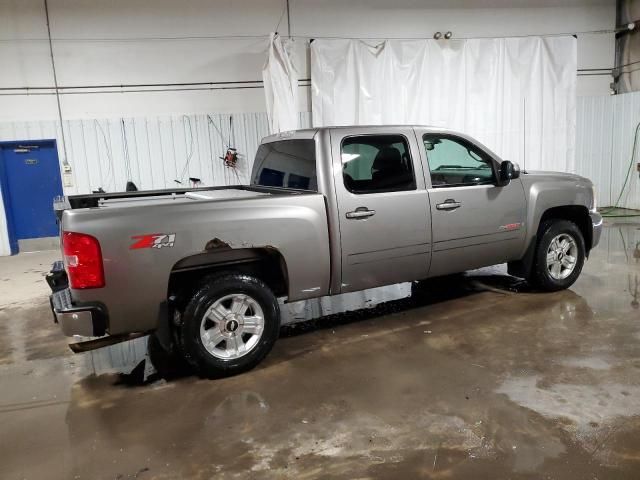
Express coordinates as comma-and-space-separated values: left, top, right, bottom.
436, 199, 462, 211
346, 207, 376, 219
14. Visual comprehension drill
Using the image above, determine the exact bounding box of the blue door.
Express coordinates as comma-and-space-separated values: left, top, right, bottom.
0, 140, 63, 251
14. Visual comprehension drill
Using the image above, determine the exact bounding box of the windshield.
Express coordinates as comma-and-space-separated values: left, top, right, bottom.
251, 140, 317, 191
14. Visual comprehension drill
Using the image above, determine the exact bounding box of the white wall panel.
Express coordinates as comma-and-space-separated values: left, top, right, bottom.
0, 111, 311, 196
0, 111, 311, 256
1, 96, 638, 222
575, 92, 640, 210
610, 93, 640, 210
576, 95, 614, 205
2, 93, 639, 255
2, 95, 638, 253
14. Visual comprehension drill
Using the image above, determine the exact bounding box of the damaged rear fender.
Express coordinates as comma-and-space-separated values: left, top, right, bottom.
167, 246, 290, 304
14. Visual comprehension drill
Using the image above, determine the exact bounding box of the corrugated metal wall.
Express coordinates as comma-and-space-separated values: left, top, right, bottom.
1, 93, 639, 255
0, 112, 312, 195
0, 111, 311, 255
576, 92, 640, 210
1, 97, 639, 210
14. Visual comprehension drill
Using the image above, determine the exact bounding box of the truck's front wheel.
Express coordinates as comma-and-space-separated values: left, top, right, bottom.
529, 219, 585, 292
178, 273, 280, 378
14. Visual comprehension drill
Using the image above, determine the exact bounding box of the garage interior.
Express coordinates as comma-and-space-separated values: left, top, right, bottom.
1, 0, 640, 479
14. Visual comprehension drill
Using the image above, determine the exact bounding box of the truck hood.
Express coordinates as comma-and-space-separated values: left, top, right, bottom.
524, 170, 593, 186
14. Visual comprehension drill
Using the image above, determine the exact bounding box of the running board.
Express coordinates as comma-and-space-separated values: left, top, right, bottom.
68, 332, 150, 353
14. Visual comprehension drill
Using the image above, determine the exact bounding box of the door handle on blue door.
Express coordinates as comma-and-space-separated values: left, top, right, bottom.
436, 199, 461, 211
346, 207, 376, 219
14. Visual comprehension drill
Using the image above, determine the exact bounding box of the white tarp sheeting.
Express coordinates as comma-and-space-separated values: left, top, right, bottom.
311, 36, 577, 172
262, 33, 299, 134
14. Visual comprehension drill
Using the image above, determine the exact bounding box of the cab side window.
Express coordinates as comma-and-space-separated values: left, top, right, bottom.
423, 135, 496, 187
342, 135, 416, 194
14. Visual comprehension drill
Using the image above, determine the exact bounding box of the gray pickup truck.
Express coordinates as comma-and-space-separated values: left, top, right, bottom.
48, 126, 602, 378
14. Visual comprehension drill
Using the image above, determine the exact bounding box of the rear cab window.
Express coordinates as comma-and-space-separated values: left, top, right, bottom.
341, 134, 416, 194
251, 140, 317, 191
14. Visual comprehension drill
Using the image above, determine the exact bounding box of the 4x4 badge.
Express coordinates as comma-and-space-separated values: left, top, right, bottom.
130, 234, 176, 250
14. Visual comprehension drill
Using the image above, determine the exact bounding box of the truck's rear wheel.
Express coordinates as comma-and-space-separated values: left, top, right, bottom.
529, 219, 585, 292
178, 273, 280, 378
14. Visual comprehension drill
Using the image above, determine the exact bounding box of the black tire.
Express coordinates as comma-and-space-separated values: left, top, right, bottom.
529, 219, 585, 292
178, 272, 280, 378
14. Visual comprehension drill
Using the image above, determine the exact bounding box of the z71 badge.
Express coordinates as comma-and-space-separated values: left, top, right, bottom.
498, 222, 523, 231
130, 233, 176, 250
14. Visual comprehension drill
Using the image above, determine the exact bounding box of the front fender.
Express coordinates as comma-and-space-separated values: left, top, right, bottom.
520, 173, 594, 257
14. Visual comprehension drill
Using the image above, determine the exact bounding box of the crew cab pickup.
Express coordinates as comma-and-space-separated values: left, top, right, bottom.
48, 126, 602, 377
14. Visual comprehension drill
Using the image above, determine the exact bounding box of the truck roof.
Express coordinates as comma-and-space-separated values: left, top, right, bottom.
260, 125, 505, 163
261, 125, 456, 144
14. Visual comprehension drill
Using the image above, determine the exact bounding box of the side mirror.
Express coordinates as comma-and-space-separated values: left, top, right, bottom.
498, 161, 520, 186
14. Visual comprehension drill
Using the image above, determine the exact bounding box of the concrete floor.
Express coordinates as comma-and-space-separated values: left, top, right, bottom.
0, 222, 639, 480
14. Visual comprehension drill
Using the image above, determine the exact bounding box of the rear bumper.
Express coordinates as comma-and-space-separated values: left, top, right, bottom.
50, 289, 107, 337
47, 262, 108, 337
590, 211, 603, 250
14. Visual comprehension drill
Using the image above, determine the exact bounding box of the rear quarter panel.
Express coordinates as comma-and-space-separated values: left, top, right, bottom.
64, 193, 330, 335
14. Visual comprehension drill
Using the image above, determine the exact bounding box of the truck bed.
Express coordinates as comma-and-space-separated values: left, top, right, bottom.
55, 185, 308, 219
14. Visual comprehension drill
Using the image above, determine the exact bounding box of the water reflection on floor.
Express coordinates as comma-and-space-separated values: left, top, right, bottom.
0, 222, 639, 479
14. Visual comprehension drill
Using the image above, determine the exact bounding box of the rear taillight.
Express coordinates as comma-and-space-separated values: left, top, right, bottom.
62, 232, 105, 289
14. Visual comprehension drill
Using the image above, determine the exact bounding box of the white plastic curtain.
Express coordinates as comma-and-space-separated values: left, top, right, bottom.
311, 36, 577, 172
262, 33, 299, 134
